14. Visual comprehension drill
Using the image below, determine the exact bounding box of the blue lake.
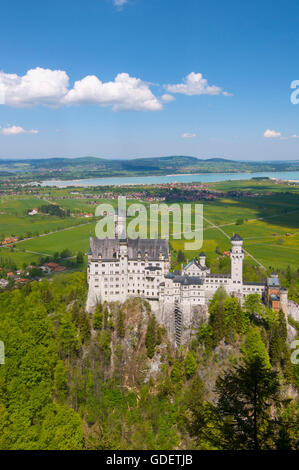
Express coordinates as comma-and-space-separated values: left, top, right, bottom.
41, 171, 299, 187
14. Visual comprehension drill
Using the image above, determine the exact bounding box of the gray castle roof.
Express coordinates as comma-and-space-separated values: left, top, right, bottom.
89, 237, 169, 261
184, 258, 208, 271
231, 233, 243, 241
165, 272, 204, 285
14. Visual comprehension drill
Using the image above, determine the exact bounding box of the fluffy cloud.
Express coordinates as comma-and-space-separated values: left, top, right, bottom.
165, 72, 229, 96
0, 67, 69, 107
0, 125, 38, 135
63, 73, 162, 111
0, 67, 162, 112
181, 133, 196, 139
264, 129, 281, 138
161, 94, 175, 102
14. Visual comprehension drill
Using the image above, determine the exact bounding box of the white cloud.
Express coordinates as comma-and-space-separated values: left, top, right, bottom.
165, 72, 229, 96
0, 67, 162, 112
63, 73, 162, 111
0, 125, 38, 135
291, 134, 299, 139
264, 129, 281, 138
161, 94, 175, 102
0, 67, 69, 107
181, 133, 196, 139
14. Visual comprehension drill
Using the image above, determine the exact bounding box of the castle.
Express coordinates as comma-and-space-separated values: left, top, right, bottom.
86, 211, 288, 345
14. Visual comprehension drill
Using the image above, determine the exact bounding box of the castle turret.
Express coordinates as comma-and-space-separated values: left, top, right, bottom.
230, 233, 244, 284
199, 251, 206, 267
114, 211, 126, 239
279, 288, 288, 317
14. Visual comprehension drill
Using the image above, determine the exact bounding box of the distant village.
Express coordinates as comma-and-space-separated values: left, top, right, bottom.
0, 261, 66, 290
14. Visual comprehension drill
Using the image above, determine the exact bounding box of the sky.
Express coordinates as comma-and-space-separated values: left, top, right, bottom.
0, 0, 299, 161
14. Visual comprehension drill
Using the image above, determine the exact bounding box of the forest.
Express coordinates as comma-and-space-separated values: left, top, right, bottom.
0, 272, 298, 450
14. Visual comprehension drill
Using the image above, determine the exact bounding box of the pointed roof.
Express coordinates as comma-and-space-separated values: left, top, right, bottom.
184, 258, 208, 271
199, 251, 206, 257
231, 233, 243, 242
184, 258, 200, 270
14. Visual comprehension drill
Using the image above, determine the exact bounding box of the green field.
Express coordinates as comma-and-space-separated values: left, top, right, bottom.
0, 189, 298, 272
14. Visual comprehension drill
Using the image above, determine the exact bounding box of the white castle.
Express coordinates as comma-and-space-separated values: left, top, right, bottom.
87, 211, 288, 344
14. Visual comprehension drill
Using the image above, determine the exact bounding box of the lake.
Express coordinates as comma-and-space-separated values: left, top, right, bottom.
41, 171, 299, 187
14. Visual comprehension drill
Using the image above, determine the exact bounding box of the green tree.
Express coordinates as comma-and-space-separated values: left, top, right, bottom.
54, 360, 68, 402
77, 311, 91, 343
171, 358, 184, 385
184, 351, 197, 379
177, 250, 185, 264
244, 293, 263, 316
93, 306, 103, 330
76, 252, 84, 265
116, 309, 125, 338
39, 403, 83, 450
145, 315, 157, 359
57, 313, 80, 357
188, 357, 281, 450
244, 326, 271, 369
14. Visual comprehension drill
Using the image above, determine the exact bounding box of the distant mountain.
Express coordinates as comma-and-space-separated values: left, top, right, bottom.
0, 155, 299, 180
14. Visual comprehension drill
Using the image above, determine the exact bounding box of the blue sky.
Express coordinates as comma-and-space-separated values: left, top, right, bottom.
0, 0, 299, 160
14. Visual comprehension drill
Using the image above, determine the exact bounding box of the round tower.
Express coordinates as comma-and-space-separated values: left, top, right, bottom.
279, 288, 288, 318
199, 251, 206, 267
230, 233, 244, 284
114, 210, 126, 239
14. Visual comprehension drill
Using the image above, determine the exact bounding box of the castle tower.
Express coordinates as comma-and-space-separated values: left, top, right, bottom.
114, 211, 126, 240
199, 251, 206, 267
280, 288, 288, 318
230, 233, 244, 284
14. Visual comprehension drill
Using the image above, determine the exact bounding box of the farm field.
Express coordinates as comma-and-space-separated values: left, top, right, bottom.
210, 178, 299, 194
0, 189, 298, 272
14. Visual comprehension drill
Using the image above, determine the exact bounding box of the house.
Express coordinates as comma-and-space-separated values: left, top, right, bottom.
28, 208, 38, 215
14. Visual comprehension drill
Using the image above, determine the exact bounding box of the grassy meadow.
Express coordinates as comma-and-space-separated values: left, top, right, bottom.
0, 186, 298, 272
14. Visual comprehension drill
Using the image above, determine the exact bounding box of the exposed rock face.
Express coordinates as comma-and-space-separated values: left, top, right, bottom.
155, 302, 208, 347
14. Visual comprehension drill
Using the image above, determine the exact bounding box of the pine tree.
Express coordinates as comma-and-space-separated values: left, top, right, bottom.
78, 311, 91, 343
177, 250, 185, 264
54, 360, 68, 401
188, 356, 281, 450
184, 351, 197, 379
57, 313, 80, 357
93, 306, 103, 330
171, 358, 184, 385
145, 315, 157, 358
116, 309, 125, 338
